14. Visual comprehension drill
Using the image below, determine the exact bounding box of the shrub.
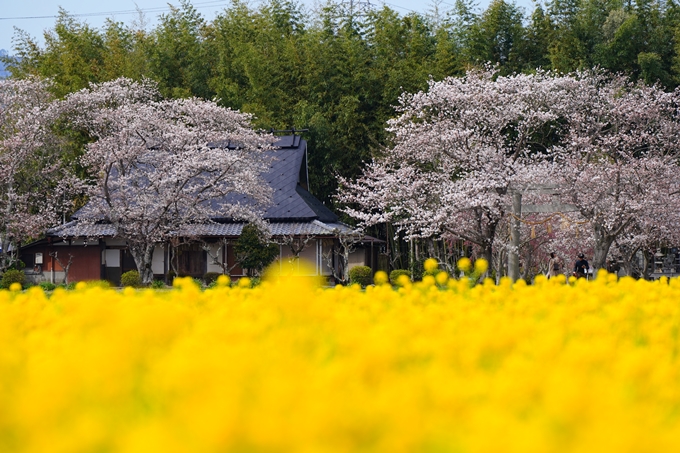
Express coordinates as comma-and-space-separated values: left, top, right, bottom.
203, 272, 222, 285
389, 269, 412, 284
234, 224, 279, 276
151, 280, 165, 289
120, 270, 142, 288
349, 266, 372, 287
39, 281, 57, 291
1, 269, 25, 289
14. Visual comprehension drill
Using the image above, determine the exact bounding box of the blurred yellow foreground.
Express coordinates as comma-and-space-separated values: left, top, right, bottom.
1, 265, 680, 453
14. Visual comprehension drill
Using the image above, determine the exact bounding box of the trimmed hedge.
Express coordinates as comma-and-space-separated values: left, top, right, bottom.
1, 269, 25, 289
349, 266, 372, 287
120, 270, 142, 288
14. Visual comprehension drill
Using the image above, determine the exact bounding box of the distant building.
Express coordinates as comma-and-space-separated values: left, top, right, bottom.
20, 135, 380, 284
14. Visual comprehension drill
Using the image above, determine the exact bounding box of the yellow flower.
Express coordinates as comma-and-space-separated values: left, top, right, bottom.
457, 257, 472, 272
216, 275, 231, 286
396, 274, 411, 287
373, 271, 389, 285
2, 270, 680, 452
474, 258, 488, 275
424, 258, 439, 273
422, 275, 436, 286
435, 271, 449, 286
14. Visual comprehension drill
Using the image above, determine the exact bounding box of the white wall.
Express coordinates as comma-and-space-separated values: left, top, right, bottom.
348, 247, 365, 269
277, 240, 320, 275
206, 243, 224, 274
104, 249, 120, 267
152, 245, 165, 275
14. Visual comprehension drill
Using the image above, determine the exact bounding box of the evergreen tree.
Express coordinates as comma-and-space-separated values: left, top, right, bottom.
522, 5, 553, 70
234, 224, 280, 277
465, 0, 527, 74
148, 0, 213, 99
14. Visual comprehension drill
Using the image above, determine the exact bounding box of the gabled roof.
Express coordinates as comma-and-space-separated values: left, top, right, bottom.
52, 135, 345, 238
212, 135, 337, 222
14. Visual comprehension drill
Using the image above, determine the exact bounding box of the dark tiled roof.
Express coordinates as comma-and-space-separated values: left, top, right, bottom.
261, 142, 317, 220
154, 135, 326, 222
184, 221, 353, 237
295, 186, 338, 223
63, 135, 344, 237
48, 221, 116, 238
48, 220, 356, 239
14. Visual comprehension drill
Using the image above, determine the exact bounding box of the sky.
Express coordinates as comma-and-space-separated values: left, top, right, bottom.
0, 0, 537, 53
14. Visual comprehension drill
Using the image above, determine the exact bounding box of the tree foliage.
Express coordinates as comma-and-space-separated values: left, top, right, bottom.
59, 78, 274, 284
9, 0, 679, 209
6, 0, 680, 209
338, 70, 680, 276
5, 0, 680, 277
234, 224, 280, 276
0, 78, 78, 271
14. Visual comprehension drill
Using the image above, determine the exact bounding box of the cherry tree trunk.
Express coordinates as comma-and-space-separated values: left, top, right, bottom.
619, 258, 634, 278
642, 253, 653, 280
618, 246, 639, 278
128, 242, 156, 285
592, 224, 615, 273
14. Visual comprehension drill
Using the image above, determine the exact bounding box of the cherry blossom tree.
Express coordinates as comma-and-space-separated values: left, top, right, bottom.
607, 173, 680, 278
553, 73, 680, 270
339, 69, 576, 273
61, 78, 275, 283
339, 69, 680, 276
0, 78, 75, 272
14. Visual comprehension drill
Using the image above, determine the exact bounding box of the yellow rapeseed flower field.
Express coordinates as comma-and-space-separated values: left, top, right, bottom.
1, 264, 680, 452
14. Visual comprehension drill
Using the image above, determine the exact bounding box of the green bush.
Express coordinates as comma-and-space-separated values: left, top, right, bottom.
234, 224, 280, 276
120, 270, 142, 288
349, 266, 372, 287
151, 280, 165, 289
39, 281, 57, 291
203, 272, 222, 285
389, 269, 412, 284
1, 269, 25, 289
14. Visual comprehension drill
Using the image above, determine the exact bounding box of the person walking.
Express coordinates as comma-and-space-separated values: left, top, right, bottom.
573, 253, 590, 279
547, 252, 562, 279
